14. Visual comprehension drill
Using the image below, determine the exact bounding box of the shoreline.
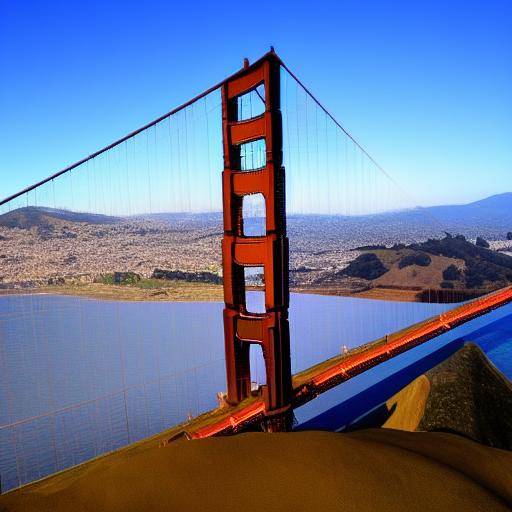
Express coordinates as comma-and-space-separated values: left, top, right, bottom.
0, 282, 225, 303
0, 282, 488, 303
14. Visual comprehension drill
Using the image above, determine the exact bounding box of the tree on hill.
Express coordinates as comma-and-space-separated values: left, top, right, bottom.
443, 264, 461, 281
398, 252, 431, 269
507, 232, 512, 241
476, 237, 490, 248
403, 234, 512, 290
342, 253, 388, 280
465, 261, 502, 288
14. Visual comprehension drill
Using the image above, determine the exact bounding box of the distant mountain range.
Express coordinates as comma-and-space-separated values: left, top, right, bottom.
0, 193, 510, 240
416, 193, 512, 234
0, 206, 120, 229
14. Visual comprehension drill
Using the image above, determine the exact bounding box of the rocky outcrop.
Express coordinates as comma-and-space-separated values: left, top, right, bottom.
381, 343, 512, 450
476, 236, 490, 248
419, 343, 512, 449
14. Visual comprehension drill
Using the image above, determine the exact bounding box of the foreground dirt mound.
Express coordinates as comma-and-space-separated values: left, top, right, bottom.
1, 429, 511, 512
383, 343, 512, 449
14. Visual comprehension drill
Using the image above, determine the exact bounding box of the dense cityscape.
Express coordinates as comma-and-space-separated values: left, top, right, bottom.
1, 198, 511, 297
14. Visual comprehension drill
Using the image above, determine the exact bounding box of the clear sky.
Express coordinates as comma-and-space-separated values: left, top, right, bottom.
1, 0, 511, 207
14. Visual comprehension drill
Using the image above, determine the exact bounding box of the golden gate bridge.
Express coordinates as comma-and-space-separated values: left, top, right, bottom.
1, 49, 511, 489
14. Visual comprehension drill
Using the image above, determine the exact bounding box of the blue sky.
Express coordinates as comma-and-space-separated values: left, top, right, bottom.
1, 0, 511, 208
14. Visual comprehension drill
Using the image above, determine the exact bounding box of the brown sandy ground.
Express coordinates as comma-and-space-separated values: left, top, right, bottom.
347, 287, 422, 302
294, 285, 483, 302
372, 249, 464, 290
2, 282, 419, 303
0, 429, 511, 512
290, 285, 423, 302
382, 374, 431, 431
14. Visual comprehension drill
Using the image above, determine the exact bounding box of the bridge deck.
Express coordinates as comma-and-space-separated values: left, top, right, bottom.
188, 286, 512, 438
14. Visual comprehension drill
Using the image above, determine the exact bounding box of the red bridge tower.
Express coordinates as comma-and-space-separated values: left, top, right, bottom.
221, 52, 292, 430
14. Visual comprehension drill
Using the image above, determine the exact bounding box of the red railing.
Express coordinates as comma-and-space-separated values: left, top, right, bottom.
191, 286, 512, 438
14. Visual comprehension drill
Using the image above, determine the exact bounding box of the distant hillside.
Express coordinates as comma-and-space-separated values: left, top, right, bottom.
3, 192, 509, 240
285, 193, 512, 246
0, 207, 121, 229
129, 193, 512, 242
133, 212, 223, 231
135, 212, 222, 223
339, 233, 512, 299
418, 192, 512, 237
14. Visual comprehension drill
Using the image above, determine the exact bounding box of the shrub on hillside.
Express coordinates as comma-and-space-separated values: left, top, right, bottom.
342, 253, 388, 280
152, 268, 223, 284
465, 261, 502, 288
352, 244, 386, 251
114, 272, 141, 285
443, 264, 461, 281
398, 252, 432, 269
418, 235, 512, 270
476, 237, 490, 248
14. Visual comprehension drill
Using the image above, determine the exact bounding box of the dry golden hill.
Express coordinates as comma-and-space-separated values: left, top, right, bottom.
339, 234, 512, 301
0, 429, 511, 512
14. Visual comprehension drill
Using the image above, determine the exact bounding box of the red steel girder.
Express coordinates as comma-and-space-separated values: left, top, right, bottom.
221, 52, 292, 428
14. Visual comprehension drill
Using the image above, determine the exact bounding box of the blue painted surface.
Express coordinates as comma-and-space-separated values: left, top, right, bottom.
294, 303, 512, 431
459, 314, 512, 378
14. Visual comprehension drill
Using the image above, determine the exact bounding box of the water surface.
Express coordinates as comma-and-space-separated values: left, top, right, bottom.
1, 293, 509, 491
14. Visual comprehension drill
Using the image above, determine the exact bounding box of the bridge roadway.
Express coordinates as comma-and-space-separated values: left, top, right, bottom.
187, 286, 512, 439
